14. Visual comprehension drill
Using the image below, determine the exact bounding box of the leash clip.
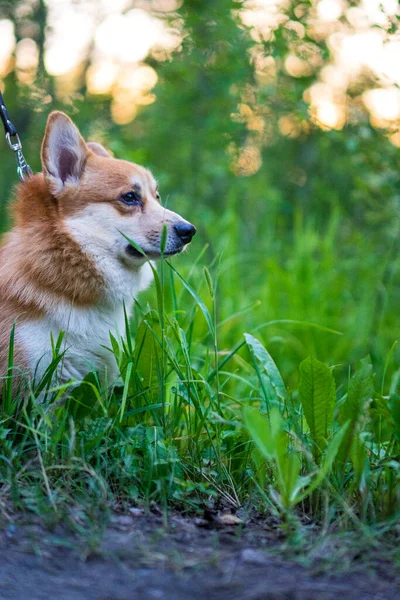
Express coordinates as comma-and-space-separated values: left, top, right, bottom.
6, 132, 22, 151
1, 91, 33, 182
5, 132, 33, 181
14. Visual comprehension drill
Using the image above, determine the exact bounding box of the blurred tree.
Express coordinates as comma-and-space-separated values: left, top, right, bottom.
124, 1, 255, 204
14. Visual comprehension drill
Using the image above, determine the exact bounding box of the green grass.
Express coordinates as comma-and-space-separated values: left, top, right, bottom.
0, 206, 399, 543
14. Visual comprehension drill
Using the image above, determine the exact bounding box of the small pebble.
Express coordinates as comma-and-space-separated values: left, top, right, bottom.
148, 589, 164, 598
241, 548, 269, 565
129, 507, 145, 517
4, 524, 16, 540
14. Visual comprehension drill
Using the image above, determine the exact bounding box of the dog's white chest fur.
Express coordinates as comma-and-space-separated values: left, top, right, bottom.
17, 305, 122, 385
16, 260, 153, 386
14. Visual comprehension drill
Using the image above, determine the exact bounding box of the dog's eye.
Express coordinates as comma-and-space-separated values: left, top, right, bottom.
156, 192, 160, 200
120, 191, 142, 206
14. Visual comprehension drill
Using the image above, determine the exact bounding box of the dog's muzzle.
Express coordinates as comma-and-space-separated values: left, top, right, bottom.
125, 220, 196, 259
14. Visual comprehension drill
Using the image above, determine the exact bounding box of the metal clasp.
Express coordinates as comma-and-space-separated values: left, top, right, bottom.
5, 132, 33, 181
6, 132, 22, 151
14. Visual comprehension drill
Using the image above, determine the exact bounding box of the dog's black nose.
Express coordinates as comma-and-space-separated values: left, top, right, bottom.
174, 222, 196, 244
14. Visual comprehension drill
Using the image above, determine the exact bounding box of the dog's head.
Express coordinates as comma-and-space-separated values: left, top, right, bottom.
40, 111, 195, 265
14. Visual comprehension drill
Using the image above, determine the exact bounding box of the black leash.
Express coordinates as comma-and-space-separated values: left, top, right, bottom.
0, 91, 32, 181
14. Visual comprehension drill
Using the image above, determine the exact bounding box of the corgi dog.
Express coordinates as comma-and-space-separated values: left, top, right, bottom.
0, 111, 195, 398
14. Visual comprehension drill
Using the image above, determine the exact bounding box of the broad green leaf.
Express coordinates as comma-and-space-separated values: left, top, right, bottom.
251, 447, 267, 487
244, 406, 302, 512
296, 421, 349, 503
244, 405, 309, 512
298, 356, 336, 461
337, 356, 374, 467
279, 450, 302, 508
243, 405, 279, 459
244, 334, 287, 407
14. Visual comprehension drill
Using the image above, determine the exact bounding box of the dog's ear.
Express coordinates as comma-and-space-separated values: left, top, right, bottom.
87, 142, 113, 158
41, 111, 89, 196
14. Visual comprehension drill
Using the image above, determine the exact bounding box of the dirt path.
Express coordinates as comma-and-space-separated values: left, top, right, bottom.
0, 511, 398, 600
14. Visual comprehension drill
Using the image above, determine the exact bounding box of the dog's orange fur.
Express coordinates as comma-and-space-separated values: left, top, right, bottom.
0, 174, 104, 383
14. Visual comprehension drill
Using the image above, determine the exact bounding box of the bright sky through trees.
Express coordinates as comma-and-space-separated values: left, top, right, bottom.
0, 0, 399, 134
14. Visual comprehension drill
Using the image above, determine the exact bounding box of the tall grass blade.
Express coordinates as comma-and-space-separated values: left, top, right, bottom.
167, 262, 214, 335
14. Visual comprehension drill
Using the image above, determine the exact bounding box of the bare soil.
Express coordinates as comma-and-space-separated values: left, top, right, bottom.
0, 510, 398, 600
